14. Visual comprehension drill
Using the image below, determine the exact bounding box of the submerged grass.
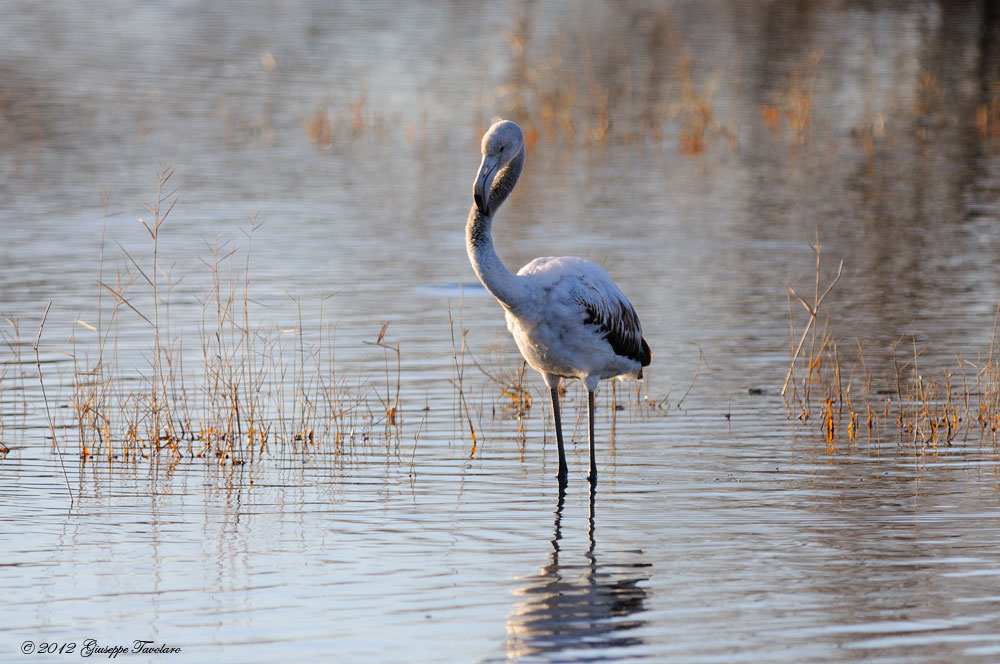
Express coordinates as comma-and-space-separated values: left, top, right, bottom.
784, 236, 1000, 460
29, 167, 413, 471
8, 177, 1000, 491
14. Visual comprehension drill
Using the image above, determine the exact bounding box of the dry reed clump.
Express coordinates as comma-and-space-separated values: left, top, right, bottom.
61, 166, 405, 468
759, 50, 823, 149
783, 237, 1000, 456
668, 53, 738, 155
976, 80, 1000, 140
472, 333, 533, 444
306, 80, 384, 149
447, 302, 483, 457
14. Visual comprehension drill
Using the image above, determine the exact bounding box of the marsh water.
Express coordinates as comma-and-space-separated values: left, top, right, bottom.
4, 2, 1000, 662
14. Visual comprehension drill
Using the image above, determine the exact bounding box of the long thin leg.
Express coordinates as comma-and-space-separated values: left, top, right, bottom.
587, 389, 598, 484
549, 386, 568, 484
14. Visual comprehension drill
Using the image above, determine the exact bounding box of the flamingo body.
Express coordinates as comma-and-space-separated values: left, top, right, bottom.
506, 256, 648, 390
466, 119, 651, 484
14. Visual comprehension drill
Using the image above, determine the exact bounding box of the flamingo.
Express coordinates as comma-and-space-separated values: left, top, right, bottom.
466, 119, 651, 485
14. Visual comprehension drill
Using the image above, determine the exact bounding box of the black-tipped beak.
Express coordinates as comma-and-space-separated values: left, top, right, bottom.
474, 155, 498, 215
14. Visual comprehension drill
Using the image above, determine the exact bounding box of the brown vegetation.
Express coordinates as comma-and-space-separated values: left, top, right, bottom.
23, 167, 410, 469
784, 237, 1000, 457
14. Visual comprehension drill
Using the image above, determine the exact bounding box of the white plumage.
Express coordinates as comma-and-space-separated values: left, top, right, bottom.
466, 119, 651, 484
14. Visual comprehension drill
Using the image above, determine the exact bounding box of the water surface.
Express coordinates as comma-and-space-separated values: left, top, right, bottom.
3, 2, 1000, 662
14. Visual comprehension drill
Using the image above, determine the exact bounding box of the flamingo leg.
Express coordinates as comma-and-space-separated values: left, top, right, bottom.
549, 386, 568, 484
587, 389, 598, 484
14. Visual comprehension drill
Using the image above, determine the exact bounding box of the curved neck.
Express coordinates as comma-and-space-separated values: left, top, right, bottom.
466, 148, 527, 310
466, 206, 523, 310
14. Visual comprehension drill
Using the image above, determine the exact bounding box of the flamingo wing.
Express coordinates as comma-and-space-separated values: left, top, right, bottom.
579, 290, 651, 368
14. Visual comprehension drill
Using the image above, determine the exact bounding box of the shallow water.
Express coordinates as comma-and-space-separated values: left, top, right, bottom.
3, 2, 1000, 662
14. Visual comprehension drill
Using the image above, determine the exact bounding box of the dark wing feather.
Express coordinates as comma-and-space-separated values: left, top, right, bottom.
581, 294, 652, 367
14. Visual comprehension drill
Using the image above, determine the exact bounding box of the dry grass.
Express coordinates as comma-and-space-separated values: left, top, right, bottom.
305, 81, 378, 148
485, 7, 751, 152
40, 167, 409, 471
487, 8, 999, 165
784, 237, 1000, 457
447, 302, 480, 457
277, 7, 1000, 166
976, 81, 1000, 140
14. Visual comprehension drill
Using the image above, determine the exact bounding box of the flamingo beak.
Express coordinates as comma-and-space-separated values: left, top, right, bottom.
474, 155, 498, 214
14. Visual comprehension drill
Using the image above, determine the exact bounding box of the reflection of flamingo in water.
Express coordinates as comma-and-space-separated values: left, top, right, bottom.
467, 119, 651, 485
504, 486, 650, 659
